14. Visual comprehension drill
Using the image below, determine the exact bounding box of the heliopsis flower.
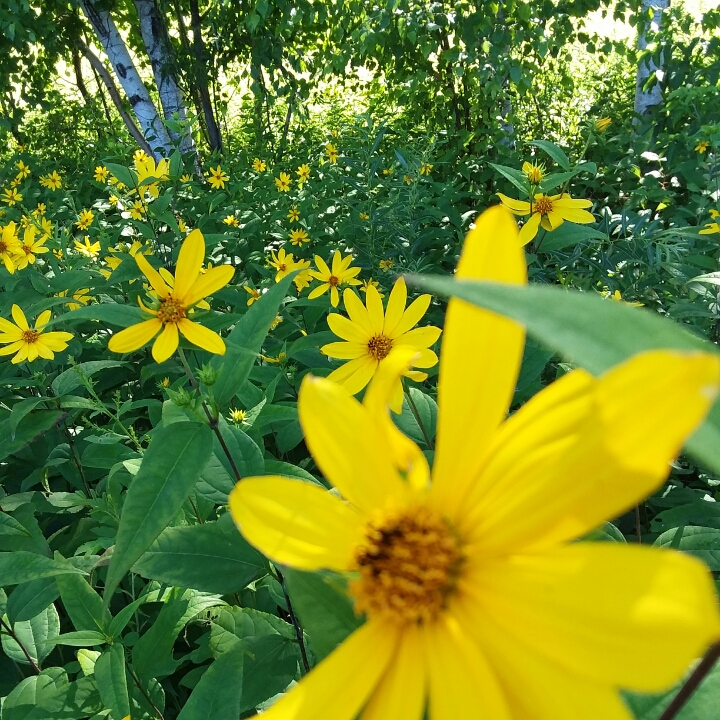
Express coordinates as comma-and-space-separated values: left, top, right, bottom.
244, 285, 262, 306
0, 305, 73, 364
288, 206, 300, 222
252, 158, 266, 172
0, 222, 22, 273
275, 173, 291, 192
360, 212, 370, 221
322, 277, 440, 411
180, 174, 192, 183
269, 314, 283, 330
133, 149, 149, 163
289, 228, 310, 246
699, 210, 720, 235
605, 289, 644, 307
15, 160, 31, 179
331, 129, 339, 138
3, 188, 22, 206
208, 166, 229, 189
223, 214, 240, 227
294, 268, 314, 292
74, 237, 101, 258
228, 408, 247, 425
13, 226, 49, 269
228, 206, 720, 720
695, 141, 709, 154
94, 166, 109, 183
76, 209, 95, 231
107, 229, 234, 363
420, 162, 433, 175
379, 258, 393, 271
99, 255, 122, 280
326, 143, 339, 164
37, 217, 53, 241
53, 249, 63, 260
404, 174, 417, 185
33, 203, 46, 216
161, 376, 170, 388
297, 164, 311, 182
309, 251, 362, 307
57, 288, 92, 310
382, 168, 393, 176
39, 171, 62, 190
129, 200, 147, 220
360, 278, 383, 297
177, 217, 188, 233
267, 248, 310, 282
134, 155, 169, 198
522, 161, 544, 184
595, 117, 612, 132
497, 192, 595, 246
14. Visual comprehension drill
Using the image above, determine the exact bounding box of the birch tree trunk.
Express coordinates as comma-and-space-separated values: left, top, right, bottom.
133, 0, 196, 155
634, 0, 670, 118
81, 0, 172, 157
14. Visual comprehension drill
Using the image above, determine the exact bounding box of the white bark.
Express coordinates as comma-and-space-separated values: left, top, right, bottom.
634, 0, 670, 118
81, 0, 173, 158
133, 0, 195, 155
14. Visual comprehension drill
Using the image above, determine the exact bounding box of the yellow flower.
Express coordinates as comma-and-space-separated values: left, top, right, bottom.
3, 188, 22, 206
99, 254, 122, 280
57, 288, 92, 310
108, 229, 234, 363
419, 162, 433, 175
177, 217, 188, 233
522, 161, 545, 184
269, 314, 283, 330
699, 210, 720, 235
595, 117, 612, 132
180, 173, 192, 183
223, 215, 240, 227
695, 141, 710, 154
53, 248, 63, 260
360, 278, 383, 297
9, 179, 20, 188
606, 289, 644, 307
382, 168, 393, 176
161, 376, 170, 388
76, 209, 95, 231
379, 258, 393, 271
360, 212, 370, 221
229, 408, 247, 424
275, 173, 292, 192
244, 285, 262, 306
133, 149, 149, 163
0, 222, 22, 273
108, 194, 119, 206
297, 164, 311, 182
294, 268, 314, 292
326, 143, 339, 164
33, 203, 46, 216
39, 171, 62, 190
0, 305, 73, 364
37, 217, 53, 241
288, 206, 300, 222
129, 200, 147, 220
15, 160, 31, 179
14, 226, 49, 269
267, 248, 311, 282
331, 129, 339, 138
309, 251, 362, 307
252, 158, 266, 172
94, 166, 109, 183
261, 351, 286, 364
134, 156, 169, 198
497, 192, 595, 246
228, 206, 720, 720
74, 237, 101, 258
208, 165, 229, 189
404, 174, 416, 185
289, 228, 310, 246
322, 277, 440, 411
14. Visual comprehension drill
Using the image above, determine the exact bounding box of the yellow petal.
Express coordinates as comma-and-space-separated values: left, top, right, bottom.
327, 355, 377, 395
228, 476, 365, 570
393, 325, 442, 349
151, 322, 179, 363
0, 317, 20, 334
11, 305, 28, 330
383, 277, 408, 337
314, 255, 331, 276
431, 206, 526, 519
177, 318, 225, 355
308, 284, 329, 300
35, 310, 52, 330
255, 620, 399, 720
327, 313, 370, 343
557, 208, 596, 224
11, 342, 29, 364
108, 318, 162, 354
136, 253, 171, 298
330, 286, 339, 308
26, 342, 39, 362
496, 194, 530, 215
410, 348, 438, 368
40, 332, 73, 351
0, 340, 25, 356
183, 264, 234, 308
322, 341, 366, 360
518, 212, 541, 245
342, 289, 375, 337
298, 375, 408, 513
364, 284, 385, 335
545, 210, 564, 230
361, 624, 425, 720
554, 194, 593, 209
465, 543, 720, 692
388, 295, 431, 339
35, 341, 55, 360
174, 228, 205, 303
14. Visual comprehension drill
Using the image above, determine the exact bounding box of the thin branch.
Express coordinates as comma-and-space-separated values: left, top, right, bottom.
0, 617, 41, 673
658, 644, 720, 720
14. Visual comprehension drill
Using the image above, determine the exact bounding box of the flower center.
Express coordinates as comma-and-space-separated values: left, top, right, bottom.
21, 329, 39, 344
328, 275, 340, 287
278, 263, 287, 271
367, 334, 393, 360
350, 505, 463, 624
23, 245, 32, 255
534, 196, 554, 215
0, 241, 6, 253
157, 299, 187, 324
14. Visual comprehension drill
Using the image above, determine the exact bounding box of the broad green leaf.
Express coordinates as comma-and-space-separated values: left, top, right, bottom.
538, 223, 608, 251
52, 361, 128, 396
94, 644, 131, 720
1, 604, 60, 665
56, 573, 111, 634
103, 422, 213, 602
6, 578, 60, 624
264, 460, 324, 486
45, 304, 146, 329
211, 274, 295, 408
488, 162, 528, 194
209, 606, 295, 657
407, 276, 720, 475
0, 411, 66, 463
0, 552, 82, 585
133, 514, 266, 594
0, 510, 33, 537
77, 648, 101, 676
529, 139, 571, 169
2, 673, 102, 720
105, 163, 135, 188
44, 630, 107, 647
9, 398, 45, 440
654, 526, 720, 570
396, 387, 438, 447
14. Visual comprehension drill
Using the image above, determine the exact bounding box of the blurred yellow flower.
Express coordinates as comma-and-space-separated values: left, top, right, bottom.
74, 237, 101, 258
522, 161, 545, 184
595, 117, 612, 132
269, 314, 283, 330
420, 162, 433, 175
297, 164, 311, 182
57, 288, 92, 310
605, 289, 644, 307
129, 200, 146, 220
360, 212, 370, 221
382, 168, 393, 176
379, 258, 393, 271
360, 278, 383, 296
3, 188, 22, 206
94, 166, 109, 183
39, 171, 62, 190
404, 174, 416, 185
699, 209, 720, 235
133, 149, 149, 162
15, 160, 31, 179
326, 143, 339, 164
252, 158, 266, 172
288, 206, 300, 222
177, 217, 188, 233
695, 141, 710, 154
288, 228, 310, 246
244, 285, 262, 306
229, 408, 247, 424
76, 209, 95, 231
180, 174, 192, 183
0, 222, 22, 273
267, 248, 310, 282
208, 165, 229, 189
309, 251, 362, 307
294, 268, 314, 292
275, 172, 292, 192
33, 203, 46, 216
0, 305, 73, 363
223, 215, 240, 227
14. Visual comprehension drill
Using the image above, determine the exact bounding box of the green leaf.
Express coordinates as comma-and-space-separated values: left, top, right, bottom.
94, 644, 131, 720
43, 630, 107, 647
488, 162, 528, 194
282, 569, 362, 662
103, 422, 214, 603
45, 304, 146, 329
406, 276, 720, 475
6, 578, 60, 624
538, 223, 608, 251
52, 361, 128, 396
0, 411, 66, 463
105, 163, 135, 188
396, 387, 437, 447
0, 510, 33, 537
529, 139, 571, 169
211, 274, 295, 408
1, 604, 60, 665
209, 606, 295, 657
0, 552, 83, 585
56, 573, 111, 634
654, 526, 720, 570
9, 398, 45, 440
132, 514, 266, 594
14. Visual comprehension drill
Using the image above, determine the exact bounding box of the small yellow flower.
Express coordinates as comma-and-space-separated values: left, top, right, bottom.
326, 143, 339, 164
294, 268, 314, 292
39, 171, 62, 190
695, 141, 710, 154
288, 228, 310, 246
134, 156, 169, 198
261, 351, 286, 364
382, 168, 393, 176
252, 158, 266, 172
161, 376, 171, 388
76, 209, 95, 231
606, 289, 644, 307
33, 203, 46, 216
74, 237, 101, 258
297, 164, 311, 182
180, 173, 192, 183
288, 206, 300, 222
699, 210, 720, 235
269, 314, 283, 330
309, 251, 362, 307
331, 129, 339, 138
223, 215, 240, 227
244, 285, 262, 306
37, 217, 53, 241
595, 117, 612, 132
94, 166, 109, 182
14, 226, 49, 269
275, 173, 292, 192
0, 222, 22, 273
133, 149, 149, 163
360, 278, 383, 297
129, 200, 146, 220
98, 254, 122, 280
57, 288, 92, 310
177, 217, 188, 233
229, 408, 248, 424
267, 248, 310, 282
208, 165, 229, 189
379, 258, 394, 272
3, 188, 22, 206
9, 178, 20, 188
522, 161, 545, 184
108, 229, 234, 363
0, 306, 73, 363
15, 160, 31, 179
404, 174, 416, 185
360, 212, 370, 221
53, 248, 63, 260
108, 194, 119, 205
419, 162, 433, 175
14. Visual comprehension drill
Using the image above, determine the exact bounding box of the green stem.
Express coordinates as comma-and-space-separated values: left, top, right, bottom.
658, 644, 720, 720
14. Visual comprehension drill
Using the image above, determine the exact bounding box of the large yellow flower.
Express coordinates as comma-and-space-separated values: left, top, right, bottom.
134, 155, 169, 198
39, 171, 62, 190
107, 229, 234, 363
229, 207, 720, 720
208, 165, 229, 189
13, 226, 49, 269
321, 278, 441, 412
0, 222, 22, 273
0, 305, 73, 363
309, 251, 362, 307
498, 192, 595, 246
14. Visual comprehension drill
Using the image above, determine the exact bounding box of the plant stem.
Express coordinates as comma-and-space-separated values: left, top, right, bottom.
634, 504, 642, 543
658, 644, 720, 720
127, 663, 165, 720
0, 617, 41, 673
274, 567, 311, 675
